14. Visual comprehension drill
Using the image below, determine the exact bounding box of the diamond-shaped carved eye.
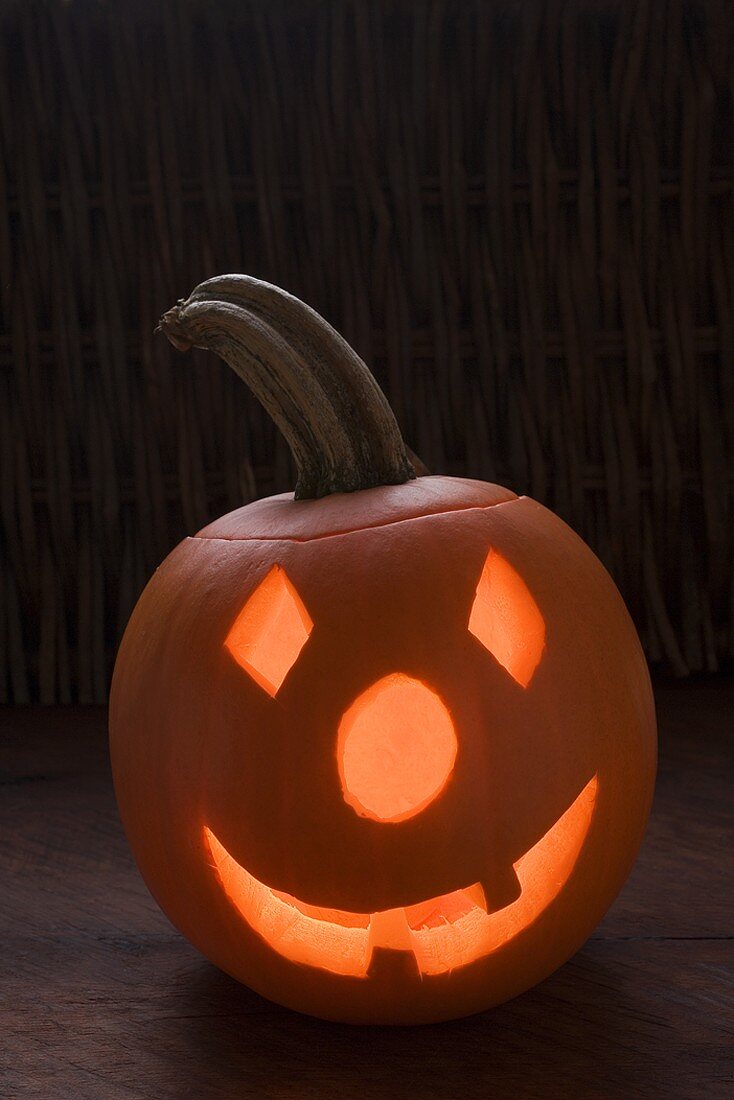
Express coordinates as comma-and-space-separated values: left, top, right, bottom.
468, 549, 546, 688
225, 566, 313, 697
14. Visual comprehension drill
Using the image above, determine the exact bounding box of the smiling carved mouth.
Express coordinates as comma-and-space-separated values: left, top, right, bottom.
204, 774, 597, 978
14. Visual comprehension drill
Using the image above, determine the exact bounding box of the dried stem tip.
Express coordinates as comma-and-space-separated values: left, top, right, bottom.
159, 275, 418, 500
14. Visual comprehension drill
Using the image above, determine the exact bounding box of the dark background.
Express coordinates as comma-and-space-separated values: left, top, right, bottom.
2, 6, 733, 1094
2, 0, 733, 703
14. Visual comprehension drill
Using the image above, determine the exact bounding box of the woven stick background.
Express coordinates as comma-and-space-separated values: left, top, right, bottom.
2, 0, 733, 703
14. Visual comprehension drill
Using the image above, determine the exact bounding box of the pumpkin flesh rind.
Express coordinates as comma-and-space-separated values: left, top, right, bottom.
195, 474, 516, 541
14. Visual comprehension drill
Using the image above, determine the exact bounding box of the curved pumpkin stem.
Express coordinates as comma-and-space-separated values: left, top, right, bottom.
158, 275, 421, 500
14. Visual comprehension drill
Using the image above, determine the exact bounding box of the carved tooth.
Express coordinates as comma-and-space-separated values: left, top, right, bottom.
367, 907, 415, 953
479, 865, 522, 913
367, 944, 422, 982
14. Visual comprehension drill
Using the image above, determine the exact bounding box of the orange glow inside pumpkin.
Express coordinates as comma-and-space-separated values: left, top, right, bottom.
337, 674, 458, 822
469, 549, 546, 687
205, 774, 597, 978
225, 565, 313, 696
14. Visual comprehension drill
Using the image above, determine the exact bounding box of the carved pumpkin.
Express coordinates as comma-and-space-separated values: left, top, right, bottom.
110, 276, 656, 1025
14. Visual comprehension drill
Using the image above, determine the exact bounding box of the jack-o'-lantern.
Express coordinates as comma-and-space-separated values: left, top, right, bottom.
110, 275, 656, 1025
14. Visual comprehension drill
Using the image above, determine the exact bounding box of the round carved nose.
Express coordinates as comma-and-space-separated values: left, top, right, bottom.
337, 673, 458, 823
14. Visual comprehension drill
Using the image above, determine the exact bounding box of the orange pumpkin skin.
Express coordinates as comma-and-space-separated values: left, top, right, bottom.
110, 473, 656, 1025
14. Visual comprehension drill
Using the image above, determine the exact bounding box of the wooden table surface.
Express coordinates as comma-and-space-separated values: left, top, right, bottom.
1, 680, 733, 1099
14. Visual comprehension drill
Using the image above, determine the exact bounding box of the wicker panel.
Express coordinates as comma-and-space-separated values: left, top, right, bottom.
2, 0, 733, 702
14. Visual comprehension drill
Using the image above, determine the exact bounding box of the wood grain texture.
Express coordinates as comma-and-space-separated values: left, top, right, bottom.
1, 680, 733, 1097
